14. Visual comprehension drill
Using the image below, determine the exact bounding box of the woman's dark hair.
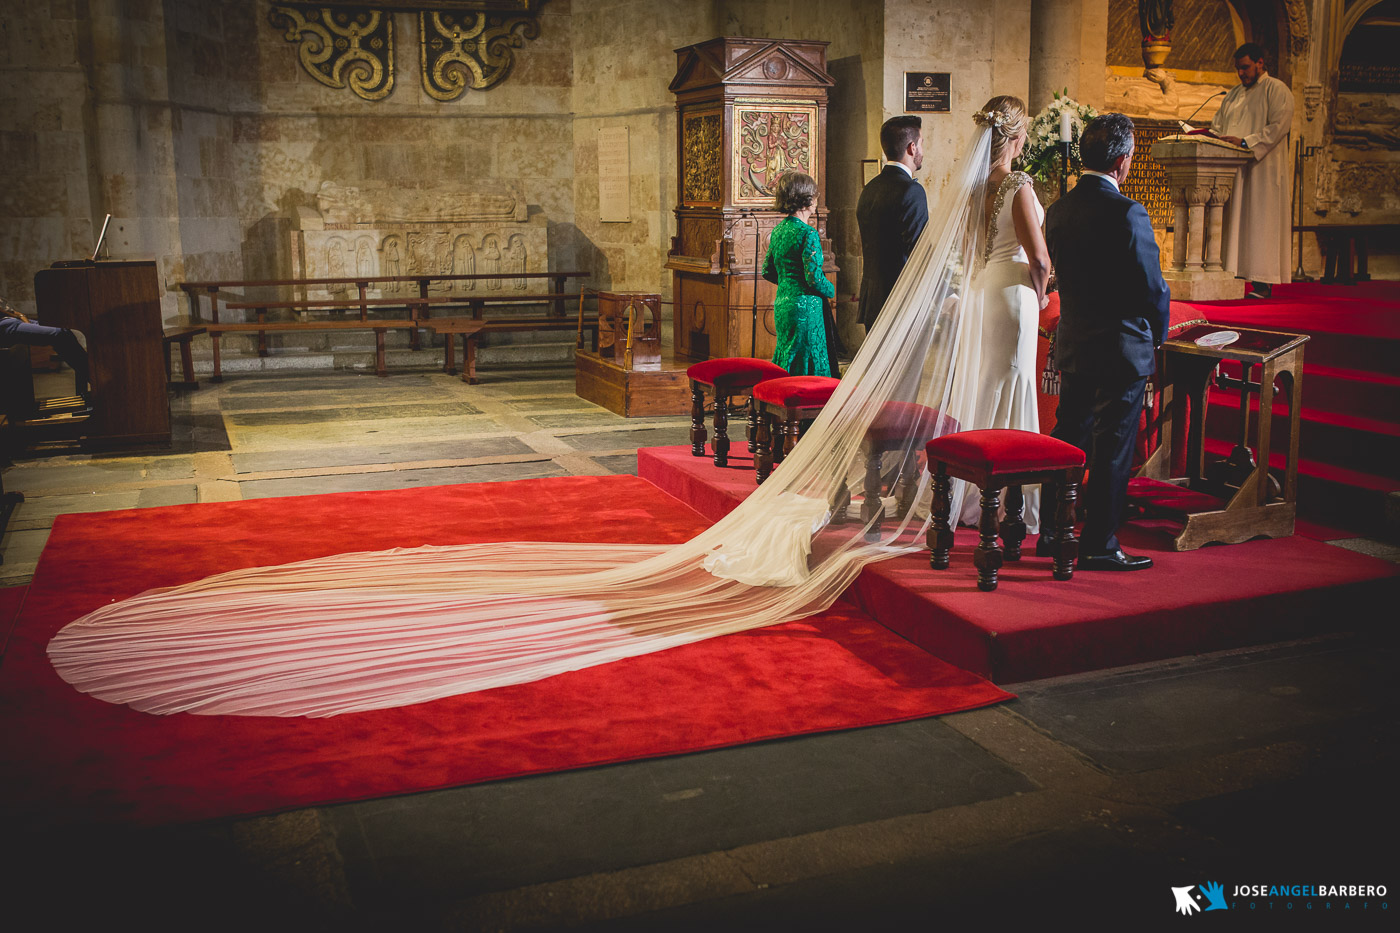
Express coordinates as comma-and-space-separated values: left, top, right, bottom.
1080, 113, 1136, 173
774, 171, 818, 214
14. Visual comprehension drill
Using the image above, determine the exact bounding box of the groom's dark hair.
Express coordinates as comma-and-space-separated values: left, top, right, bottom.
880, 116, 922, 161
1080, 113, 1136, 173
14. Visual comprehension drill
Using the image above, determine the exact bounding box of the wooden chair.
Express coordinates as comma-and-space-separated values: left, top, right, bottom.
686, 358, 789, 468
751, 376, 840, 483
162, 326, 205, 389
924, 429, 1086, 591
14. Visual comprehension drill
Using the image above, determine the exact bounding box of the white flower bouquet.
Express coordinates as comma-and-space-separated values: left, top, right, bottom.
1019, 89, 1098, 186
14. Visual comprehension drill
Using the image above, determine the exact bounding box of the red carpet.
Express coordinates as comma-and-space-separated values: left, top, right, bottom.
0, 475, 1009, 828
641, 445, 1399, 682
0, 584, 26, 652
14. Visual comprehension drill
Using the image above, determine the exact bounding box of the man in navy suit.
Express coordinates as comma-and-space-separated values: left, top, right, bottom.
1041, 113, 1170, 570
856, 116, 928, 331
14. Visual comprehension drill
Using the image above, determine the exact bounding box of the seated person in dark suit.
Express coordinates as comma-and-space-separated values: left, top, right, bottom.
856, 115, 929, 332
1, 295, 90, 404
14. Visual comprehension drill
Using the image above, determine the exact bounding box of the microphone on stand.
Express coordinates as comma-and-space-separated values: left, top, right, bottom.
1178, 91, 1226, 133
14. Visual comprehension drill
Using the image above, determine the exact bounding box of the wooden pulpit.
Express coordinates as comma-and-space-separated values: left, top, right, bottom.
666, 37, 837, 361
33, 260, 170, 448
1135, 324, 1308, 549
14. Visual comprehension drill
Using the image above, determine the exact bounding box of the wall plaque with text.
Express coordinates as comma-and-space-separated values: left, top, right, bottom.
1121, 119, 1178, 231
904, 72, 950, 113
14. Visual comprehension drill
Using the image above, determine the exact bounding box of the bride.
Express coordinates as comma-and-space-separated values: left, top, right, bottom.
48, 106, 1021, 718
953, 96, 1051, 532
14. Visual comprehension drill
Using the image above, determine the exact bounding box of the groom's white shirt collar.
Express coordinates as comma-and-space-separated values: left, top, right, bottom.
1080, 169, 1120, 191
886, 161, 914, 178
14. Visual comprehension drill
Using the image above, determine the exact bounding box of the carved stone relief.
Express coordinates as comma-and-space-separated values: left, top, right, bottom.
292, 179, 547, 298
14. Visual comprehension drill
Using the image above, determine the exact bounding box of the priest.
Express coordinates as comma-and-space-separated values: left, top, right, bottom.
1211, 42, 1295, 298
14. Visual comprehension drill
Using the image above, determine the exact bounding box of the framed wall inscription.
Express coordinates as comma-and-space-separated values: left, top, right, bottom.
598, 126, 631, 223
1121, 119, 1179, 230
905, 72, 950, 113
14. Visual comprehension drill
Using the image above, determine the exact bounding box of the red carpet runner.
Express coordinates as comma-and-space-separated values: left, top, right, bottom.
0, 475, 1009, 827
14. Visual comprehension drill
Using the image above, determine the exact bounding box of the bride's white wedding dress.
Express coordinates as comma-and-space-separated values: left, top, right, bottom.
954, 170, 1043, 532
47, 128, 1006, 718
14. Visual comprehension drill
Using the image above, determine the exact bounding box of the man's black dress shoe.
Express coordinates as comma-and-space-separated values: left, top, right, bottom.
1078, 549, 1153, 571
1034, 536, 1056, 558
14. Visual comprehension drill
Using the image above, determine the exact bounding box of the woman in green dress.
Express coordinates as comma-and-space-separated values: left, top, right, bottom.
762, 171, 838, 377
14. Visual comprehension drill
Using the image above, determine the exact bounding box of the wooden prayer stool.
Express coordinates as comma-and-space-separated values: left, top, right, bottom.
162, 326, 205, 389
686, 358, 789, 468
1136, 324, 1308, 550
426, 318, 487, 384
925, 429, 1086, 592
751, 376, 840, 483
848, 402, 957, 532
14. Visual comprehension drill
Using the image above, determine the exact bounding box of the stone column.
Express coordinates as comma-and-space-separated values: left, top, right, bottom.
1185, 185, 1210, 271
1205, 181, 1233, 272
1028, 0, 1109, 112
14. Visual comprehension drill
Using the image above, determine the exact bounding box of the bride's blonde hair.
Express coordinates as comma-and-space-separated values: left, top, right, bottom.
973, 95, 1028, 165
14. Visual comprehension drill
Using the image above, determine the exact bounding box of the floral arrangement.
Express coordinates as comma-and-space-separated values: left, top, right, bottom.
1018, 89, 1098, 186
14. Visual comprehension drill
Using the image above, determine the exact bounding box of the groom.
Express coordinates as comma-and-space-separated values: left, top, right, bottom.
1041, 113, 1170, 570
856, 116, 928, 332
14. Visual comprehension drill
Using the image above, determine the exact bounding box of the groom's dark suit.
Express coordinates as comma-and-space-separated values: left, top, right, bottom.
856, 165, 928, 329
1044, 172, 1170, 555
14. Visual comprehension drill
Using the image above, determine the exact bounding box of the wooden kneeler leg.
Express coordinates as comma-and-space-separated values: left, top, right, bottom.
1053, 474, 1080, 581
754, 412, 774, 483
746, 396, 758, 453
1000, 484, 1027, 561
861, 443, 883, 531
928, 466, 954, 569
973, 486, 1004, 591
689, 383, 707, 457
713, 393, 731, 467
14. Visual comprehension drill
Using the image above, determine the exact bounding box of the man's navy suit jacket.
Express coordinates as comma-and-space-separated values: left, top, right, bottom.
1044, 173, 1171, 380
856, 165, 928, 328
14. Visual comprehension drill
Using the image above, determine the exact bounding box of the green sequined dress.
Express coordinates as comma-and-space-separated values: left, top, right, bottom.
762, 215, 837, 377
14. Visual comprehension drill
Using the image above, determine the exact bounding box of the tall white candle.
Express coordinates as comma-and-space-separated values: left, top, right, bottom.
1060, 110, 1072, 142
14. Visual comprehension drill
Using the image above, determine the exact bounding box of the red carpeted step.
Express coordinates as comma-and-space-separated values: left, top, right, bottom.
1201, 436, 1400, 538
1214, 359, 1400, 421
1182, 297, 1400, 374
1203, 386, 1400, 479
1272, 281, 1400, 302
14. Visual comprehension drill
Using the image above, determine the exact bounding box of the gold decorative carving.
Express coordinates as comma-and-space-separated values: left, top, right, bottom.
682, 112, 722, 204
419, 10, 540, 100
732, 102, 817, 205
269, 5, 395, 101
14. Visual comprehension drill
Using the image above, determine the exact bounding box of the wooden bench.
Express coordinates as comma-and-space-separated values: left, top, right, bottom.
423, 319, 488, 384
204, 320, 424, 380
162, 326, 205, 389
1296, 223, 1400, 284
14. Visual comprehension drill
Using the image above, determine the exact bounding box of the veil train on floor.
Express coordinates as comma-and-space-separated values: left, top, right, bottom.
47, 130, 997, 717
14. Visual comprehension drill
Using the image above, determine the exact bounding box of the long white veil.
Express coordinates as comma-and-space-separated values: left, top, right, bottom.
47, 129, 995, 717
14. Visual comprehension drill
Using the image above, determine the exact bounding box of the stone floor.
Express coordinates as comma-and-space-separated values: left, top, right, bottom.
3, 364, 1396, 930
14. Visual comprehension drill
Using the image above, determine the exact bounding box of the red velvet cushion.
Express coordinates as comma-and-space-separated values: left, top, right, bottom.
752, 375, 840, 409
687, 357, 789, 390
925, 429, 1086, 473
867, 402, 958, 444
1038, 295, 1208, 339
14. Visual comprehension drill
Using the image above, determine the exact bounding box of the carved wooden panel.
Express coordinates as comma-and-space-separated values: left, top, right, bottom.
682, 112, 723, 204
732, 101, 818, 205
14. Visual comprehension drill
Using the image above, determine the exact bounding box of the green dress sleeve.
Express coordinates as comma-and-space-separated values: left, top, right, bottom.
762, 238, 778, 285
802, 226, 835, 299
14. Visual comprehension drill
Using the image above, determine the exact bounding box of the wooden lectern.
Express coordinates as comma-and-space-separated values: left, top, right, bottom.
666, 37, 836, 361
33, 260, 170, 447
1135, 324, 1308, 550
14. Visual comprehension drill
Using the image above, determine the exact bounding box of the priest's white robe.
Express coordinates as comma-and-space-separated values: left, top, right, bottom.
1211, 74, 1295, 284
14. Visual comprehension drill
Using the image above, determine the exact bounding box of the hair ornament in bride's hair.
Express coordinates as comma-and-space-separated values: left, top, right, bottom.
973, 109, 1010, 130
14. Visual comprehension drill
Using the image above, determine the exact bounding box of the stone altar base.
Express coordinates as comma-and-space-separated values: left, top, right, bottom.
1164, 271, 1248, 301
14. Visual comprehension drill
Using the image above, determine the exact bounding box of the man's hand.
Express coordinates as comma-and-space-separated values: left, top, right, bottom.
1220, 135, 1246, 147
